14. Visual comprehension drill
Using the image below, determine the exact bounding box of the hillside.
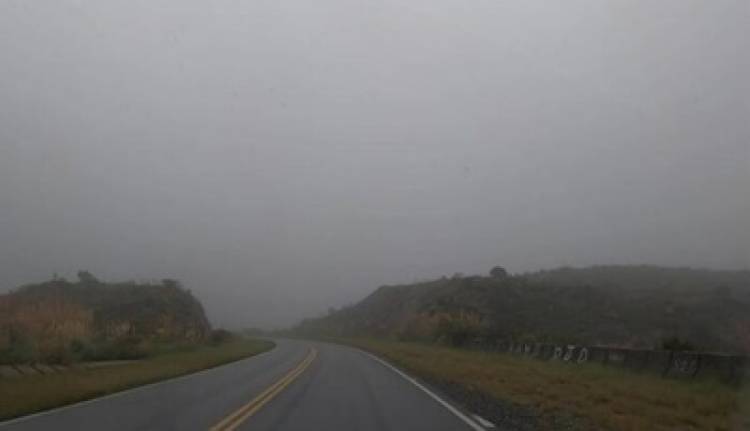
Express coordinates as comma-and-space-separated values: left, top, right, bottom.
293, 265, 750, 354
0, 272, 211, 364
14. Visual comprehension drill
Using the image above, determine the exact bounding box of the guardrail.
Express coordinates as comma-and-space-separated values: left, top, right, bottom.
466, 338, 748, 384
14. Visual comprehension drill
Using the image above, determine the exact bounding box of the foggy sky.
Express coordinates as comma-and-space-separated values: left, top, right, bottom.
1, 0, 748, 328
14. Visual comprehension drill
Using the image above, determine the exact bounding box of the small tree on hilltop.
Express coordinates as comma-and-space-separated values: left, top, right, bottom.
77, 270, 100, 285
489, 266, 508, 279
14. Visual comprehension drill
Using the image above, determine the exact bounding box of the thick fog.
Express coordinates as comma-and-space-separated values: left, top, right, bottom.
1, 0, 748, 328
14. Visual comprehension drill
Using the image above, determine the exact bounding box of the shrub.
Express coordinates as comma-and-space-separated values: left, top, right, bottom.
208, 329, 235, 345
434, 311, 483, 347
661, 336, 696, 351
0, 328, 38, 364
80, 336, 150, 361
37, 339, 75, 364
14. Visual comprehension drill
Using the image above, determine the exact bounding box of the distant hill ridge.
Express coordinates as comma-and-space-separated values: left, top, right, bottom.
0, 272, 211, 363
294, 265, 750, 354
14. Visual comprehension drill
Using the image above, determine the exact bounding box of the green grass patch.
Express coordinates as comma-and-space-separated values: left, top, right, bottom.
346, 339, 750, 431
0, 338, 274, 421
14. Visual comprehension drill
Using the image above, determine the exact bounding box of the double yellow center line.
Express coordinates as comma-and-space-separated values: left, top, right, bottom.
210, 347, 318, 431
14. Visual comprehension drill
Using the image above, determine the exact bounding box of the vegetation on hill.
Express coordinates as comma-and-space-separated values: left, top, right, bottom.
0, 272, 212, 364
293, 265, 750, 354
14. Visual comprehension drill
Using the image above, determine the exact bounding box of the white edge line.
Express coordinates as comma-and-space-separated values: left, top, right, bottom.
472, 414, 496, 428
0, 343, 277, 428
362, 351, 485, 431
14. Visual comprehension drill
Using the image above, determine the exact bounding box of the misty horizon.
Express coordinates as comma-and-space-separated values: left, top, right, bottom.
1, 0, 748, 329
9, 262, 750, 330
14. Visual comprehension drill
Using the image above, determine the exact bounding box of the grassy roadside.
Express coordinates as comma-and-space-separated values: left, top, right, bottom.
345, 339, 749, 431
0, 338, 274, 421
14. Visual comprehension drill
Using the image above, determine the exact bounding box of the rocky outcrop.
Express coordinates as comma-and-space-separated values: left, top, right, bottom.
0, 273, 211, 364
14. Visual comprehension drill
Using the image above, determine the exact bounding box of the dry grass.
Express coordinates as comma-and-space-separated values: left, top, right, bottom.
350, 339, 750, 431
0, 338, 274, 421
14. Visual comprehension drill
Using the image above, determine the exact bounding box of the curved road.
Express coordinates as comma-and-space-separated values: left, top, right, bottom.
0, 340, 488, 431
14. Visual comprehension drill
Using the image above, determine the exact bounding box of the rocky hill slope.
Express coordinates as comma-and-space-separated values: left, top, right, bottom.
294, 266, 750, 354
0, 272, 210, 363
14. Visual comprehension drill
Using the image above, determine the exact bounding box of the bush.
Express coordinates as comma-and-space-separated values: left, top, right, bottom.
434, 312, 483, 347
38, 339, 75, 365
661, 336, 696, 351
0, 329, 38, 364
208, 329, 235, 346
69, 338, 97, 361
79, 337, 150, 361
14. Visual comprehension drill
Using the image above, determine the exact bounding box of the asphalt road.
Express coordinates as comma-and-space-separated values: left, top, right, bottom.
0, 339, 487, 431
